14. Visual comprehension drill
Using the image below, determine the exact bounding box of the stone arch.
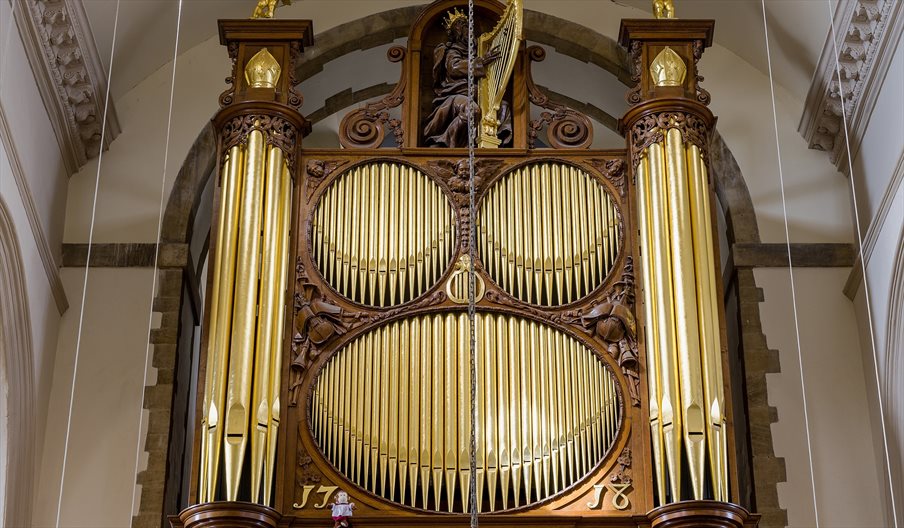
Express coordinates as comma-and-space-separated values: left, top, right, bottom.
0, 197, 36, 528
134, 8, 784, 526
883, 226, 904, 527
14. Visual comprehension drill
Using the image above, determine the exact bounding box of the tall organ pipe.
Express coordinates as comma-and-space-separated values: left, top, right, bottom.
636, 126, 729, 504
199, 128, 293, 506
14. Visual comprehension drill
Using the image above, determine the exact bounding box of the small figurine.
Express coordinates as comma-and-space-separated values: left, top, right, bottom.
330, 490, 355, 528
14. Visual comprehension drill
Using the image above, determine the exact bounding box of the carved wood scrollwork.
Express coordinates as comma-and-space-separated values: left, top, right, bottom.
289, 259, 361, 406
427, 158, 504, 250
560, 257, 640, 407
693, 40, 711, 106
629, 111, 709, 169
296, 435, 322, 486
626, 41, 643, 106
221, 114, 299, 172
303, 159, 347, 200
288, 41, 305, 112
339, 46, 407, 148
525, 46, 593, 149
610, 447, 633, 486
589, 158, 627, 197
219, 42, 239, 107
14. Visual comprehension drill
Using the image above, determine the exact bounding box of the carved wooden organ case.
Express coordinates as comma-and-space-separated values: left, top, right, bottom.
181, 1, 758, 527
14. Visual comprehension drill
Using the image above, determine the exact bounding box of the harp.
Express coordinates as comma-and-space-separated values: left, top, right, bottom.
477, 0, 523, 148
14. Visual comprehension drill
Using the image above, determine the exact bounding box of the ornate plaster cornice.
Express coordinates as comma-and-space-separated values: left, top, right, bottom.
12, 0, 120, 175
799, 0, 903, 172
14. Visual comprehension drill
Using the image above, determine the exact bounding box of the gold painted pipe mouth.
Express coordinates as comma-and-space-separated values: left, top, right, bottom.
312, 312, 622, 513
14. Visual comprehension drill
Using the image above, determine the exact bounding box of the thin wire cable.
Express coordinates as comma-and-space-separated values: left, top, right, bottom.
466, 0, 479, 525
129, 2, 183, 524
825, 1, 899, 524
56, 1, 121, 526
760, 1, 820, 524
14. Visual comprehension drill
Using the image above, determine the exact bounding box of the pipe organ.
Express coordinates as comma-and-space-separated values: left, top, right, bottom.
175, 1, 759, 527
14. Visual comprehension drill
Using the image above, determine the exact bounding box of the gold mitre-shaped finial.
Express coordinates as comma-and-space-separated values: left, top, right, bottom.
443, 8, 467, 30
245, 48, 281, 89
650, 46, 686, 87
653, 0, 676, 19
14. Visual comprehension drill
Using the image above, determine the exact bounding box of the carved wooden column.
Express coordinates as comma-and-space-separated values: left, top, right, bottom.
173, 19, 313, 528
618, 18, 757, 527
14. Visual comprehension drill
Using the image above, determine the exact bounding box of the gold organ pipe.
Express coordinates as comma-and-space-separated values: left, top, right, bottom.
312, 314, 620, 512
501, 317, 514, 509
647, 141, 683, 500
477, 163, 620, 307
223, 129, 266, 501
200, 145, 244, 503
638, 125, 727, 504
249, 146, 286, 503
664, 129, 707, 500
638, 154, 667, 504
313, 163, 454, 307
687, 145, 728, 501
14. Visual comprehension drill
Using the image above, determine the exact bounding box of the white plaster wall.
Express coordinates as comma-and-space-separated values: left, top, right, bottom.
33, 267, 155, 528
0, 1, 70, 254
0, 2, 67, 523
850, 30, 904, 231
758, 267, 885, 527
847, 24, 904, 527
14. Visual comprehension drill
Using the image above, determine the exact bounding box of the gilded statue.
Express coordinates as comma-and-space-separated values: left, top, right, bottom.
423, 9, 512, 147
251, 0, 291, 19
653, 0, 676, 19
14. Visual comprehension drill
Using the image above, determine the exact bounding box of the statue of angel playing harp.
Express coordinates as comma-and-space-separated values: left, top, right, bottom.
423, 5, 520, 148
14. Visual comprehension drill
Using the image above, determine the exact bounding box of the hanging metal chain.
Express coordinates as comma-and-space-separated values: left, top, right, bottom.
466, 0, 479, 525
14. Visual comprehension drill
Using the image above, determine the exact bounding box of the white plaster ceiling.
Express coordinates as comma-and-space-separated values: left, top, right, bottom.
82, 0, 830, 106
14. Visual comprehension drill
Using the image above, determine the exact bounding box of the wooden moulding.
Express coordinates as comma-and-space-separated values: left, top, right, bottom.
171, 502, 282, 528
647, 500, 759, 528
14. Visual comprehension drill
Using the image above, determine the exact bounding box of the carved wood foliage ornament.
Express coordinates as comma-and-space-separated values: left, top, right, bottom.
590, 158, 628, 197
220, 114, 300, 173
427, 157, 504, 250
304, 159, 347, 199
629, 111, 709, 169
561, 257, 641, 406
